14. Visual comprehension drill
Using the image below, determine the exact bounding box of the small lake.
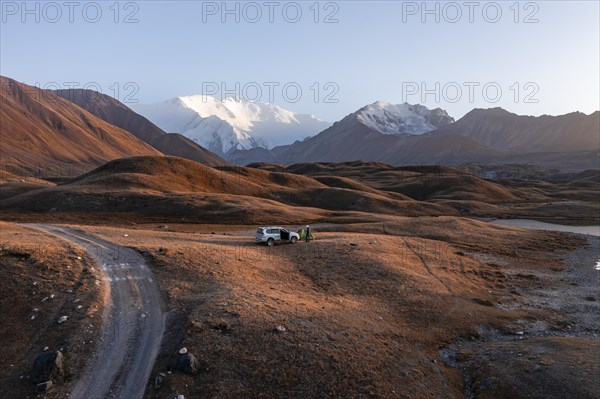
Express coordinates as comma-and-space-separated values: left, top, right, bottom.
490, 219, 600, 236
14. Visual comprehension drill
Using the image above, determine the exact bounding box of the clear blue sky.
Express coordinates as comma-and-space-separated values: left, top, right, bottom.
1, 0, 598, 121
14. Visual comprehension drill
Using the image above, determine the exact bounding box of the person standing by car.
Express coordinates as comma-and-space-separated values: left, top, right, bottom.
305, 225, 311, 242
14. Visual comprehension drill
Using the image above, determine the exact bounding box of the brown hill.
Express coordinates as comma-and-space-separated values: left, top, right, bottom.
572, 169, 600, 183
0, 76, 161, 176
53, 89, 227, 166
1, 156, 596, 223
0, 156, 457, 221
432, 107, 600, 153
69, 156, 324, 196
256, 162, 527, 203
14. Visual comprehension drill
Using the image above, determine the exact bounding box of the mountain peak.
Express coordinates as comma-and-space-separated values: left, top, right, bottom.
356, 101, 454, 135
133, 96, 330, 155
463, 107, 515, 118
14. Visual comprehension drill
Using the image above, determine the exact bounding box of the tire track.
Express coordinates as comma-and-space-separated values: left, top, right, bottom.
28, 224, 165, 399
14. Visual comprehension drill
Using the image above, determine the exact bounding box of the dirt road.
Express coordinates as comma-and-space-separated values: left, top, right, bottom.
28, 225, 165, 399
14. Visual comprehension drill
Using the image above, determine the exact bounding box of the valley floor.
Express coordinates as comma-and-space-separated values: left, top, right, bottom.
1, 217, 598, 398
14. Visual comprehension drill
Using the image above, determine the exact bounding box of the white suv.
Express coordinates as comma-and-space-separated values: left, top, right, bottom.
256, 227, 299, 246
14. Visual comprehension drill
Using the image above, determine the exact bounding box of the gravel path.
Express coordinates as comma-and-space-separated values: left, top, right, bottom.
28, 224, 165, 399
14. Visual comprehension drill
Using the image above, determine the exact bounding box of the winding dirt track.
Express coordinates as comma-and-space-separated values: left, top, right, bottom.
28, 225, 165, 399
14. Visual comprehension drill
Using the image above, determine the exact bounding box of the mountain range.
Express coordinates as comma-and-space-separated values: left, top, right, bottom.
229, 104, 599, 170
132, 96, 330, 155
1, 75, 598, 176
0, 76, 226, 178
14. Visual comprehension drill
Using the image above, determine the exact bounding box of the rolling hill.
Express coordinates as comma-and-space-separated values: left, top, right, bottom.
7, 155, 594, 225
0, 76, 161, 177
53, 89, 227, 166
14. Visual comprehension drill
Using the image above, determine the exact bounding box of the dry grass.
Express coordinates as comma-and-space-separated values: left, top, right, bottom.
0, 158, 596, 398
77, 218, 585, 398
0, 222, 107, 398
2, 157, 597, 225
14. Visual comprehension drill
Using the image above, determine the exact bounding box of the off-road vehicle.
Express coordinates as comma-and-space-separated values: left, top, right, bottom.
256, 227, 299, 246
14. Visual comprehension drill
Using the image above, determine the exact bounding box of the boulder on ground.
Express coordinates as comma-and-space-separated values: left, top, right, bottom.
36, 380, 52, 391
170, 352, 200, 375
31, 351, 66, 384
273, 325, 286, 333
154, 372, 167, 389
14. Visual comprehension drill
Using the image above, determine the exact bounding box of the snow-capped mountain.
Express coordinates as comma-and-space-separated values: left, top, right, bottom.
357, 101, 455, 135
133, 96, 330, 155
227, 100, 458, 165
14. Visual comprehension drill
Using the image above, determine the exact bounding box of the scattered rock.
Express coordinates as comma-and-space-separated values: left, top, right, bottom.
43, 346, 49, 351
456, 349, 474, 362
31, 315, 36, 320
36, 381, 52, 391
349, 243, 358, 247
124, 234, 129, 237
73, 298, 80, 303
41, 297, 49, 303
49, 294, 55, 299
471, 297, 494, 307
176, 395, 185, 399
212, 321, 231, 332
154, 372, 166, 389
31, 351, 66, 384
400, 370, 409, 377
515, 331, 524, 335
179, 347, 188, 355
273, 325, 286, 333
57, 316, 68, 324
584, 296, 596, 302
170, 352, 200, 375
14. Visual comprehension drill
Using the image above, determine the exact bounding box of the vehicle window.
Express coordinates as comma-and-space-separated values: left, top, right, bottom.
272, 229, 280, 234
256, 228, 264, 234
266, 229, 272, 234
281, 229, 288, 233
